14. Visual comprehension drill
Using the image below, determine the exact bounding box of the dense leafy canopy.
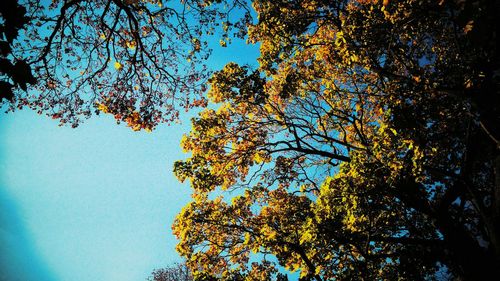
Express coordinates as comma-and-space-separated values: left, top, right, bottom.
3, 0, 499, 280
173, 0, 500, 280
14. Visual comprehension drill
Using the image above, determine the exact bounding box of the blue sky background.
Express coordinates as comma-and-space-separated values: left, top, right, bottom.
0, 28, 259, 281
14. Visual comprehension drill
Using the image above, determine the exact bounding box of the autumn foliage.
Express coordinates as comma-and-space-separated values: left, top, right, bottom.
173, 0, 500, 280
2, 0, 499, 280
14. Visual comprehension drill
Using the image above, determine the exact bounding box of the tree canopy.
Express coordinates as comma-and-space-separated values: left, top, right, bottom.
2, 0, 250, 129
148, 262, 193, 281
172, 0, 500, 280
0, 0, 37, 102
2, 0, 500, 280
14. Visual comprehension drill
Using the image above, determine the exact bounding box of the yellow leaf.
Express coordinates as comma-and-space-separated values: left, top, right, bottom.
96, 103, 109, 113
464, 20, 474, 34
464, 79, 473, 89
114, 61, 122, 70
126, 41, 136, 49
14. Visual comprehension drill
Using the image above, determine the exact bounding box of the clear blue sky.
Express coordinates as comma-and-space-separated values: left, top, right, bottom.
0, 30, 258, 281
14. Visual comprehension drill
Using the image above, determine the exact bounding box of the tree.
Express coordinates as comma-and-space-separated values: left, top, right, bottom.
4, 0, 499, 279
0, 0, 37, 102
173, 0, 499, 280
147, 262, 193, 281
3, 0, 251, 130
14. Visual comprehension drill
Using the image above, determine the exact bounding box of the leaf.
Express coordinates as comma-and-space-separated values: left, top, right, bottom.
464, 20, 474, 34
0, 81, 14, 101
114, 61, 122, 70
12, 60, 37, 91
0, 41, 12, 56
